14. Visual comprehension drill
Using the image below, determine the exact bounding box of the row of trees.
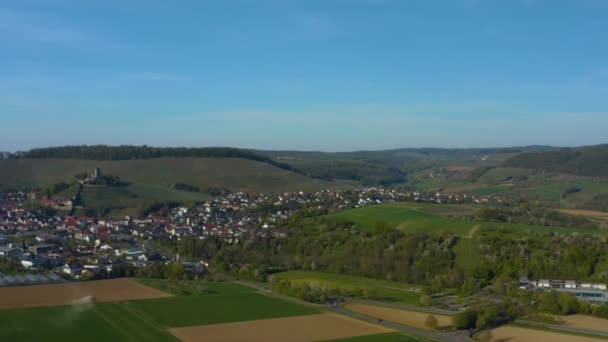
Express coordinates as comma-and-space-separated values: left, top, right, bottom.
22, 145, 296, 173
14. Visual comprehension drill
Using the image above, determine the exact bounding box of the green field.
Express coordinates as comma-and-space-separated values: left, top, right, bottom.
275, 271, 421, 305
330, 333, 426, 342
325, 203, 603, 236
0, 303, 178, 342
79, 184, 210, 214
130, 281, 318, 327
0, 281, 319, 341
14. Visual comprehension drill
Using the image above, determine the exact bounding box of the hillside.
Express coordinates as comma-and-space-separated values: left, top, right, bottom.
503, 145, 608, 178
0, 157, 334, 193
257, 146, 552, 185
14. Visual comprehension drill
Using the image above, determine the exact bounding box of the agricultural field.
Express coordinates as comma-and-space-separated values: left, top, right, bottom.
0, 279, 410, 342
343, 303, 452, 331
560, 314, 608, 334
324, 203, 604, 236
490, 325, 606, 342
128, 282, 318, 327
330, 333, 426, 342
274, 271, 421, 305
169, 313, 393, 342
0, 278, 171, 310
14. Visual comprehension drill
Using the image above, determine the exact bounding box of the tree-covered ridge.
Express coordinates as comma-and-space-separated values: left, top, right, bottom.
21, 145, 297, 172
504, 145, 608, 178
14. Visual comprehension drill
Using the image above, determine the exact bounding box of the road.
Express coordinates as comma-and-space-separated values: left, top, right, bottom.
235, 279, 474, 342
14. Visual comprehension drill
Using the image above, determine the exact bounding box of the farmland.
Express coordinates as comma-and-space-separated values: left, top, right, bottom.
0, 278, 171, 310
490, 325, 606, 342
324, 202, 603, 236
343, 303, 452, 331
169, 313, 393, 342
275, 271, 421, 305
0, 279, 410, 342
330, 333, 425, 342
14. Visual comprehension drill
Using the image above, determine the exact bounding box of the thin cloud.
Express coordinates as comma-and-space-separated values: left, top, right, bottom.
0, 7, 83, 43
115, 72, 192, 83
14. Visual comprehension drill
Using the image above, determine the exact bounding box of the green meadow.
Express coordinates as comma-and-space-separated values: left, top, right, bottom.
324, 203, 603, 236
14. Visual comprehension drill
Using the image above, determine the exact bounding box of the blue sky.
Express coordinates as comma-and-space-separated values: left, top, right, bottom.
1, 0, 607, 152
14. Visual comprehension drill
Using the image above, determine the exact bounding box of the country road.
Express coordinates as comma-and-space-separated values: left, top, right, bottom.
235, 280, 474, 342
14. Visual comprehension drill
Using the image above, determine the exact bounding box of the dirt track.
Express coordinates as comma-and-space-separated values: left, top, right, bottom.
344, 303, 452, 330
0, 278, 172, 310
561, 315, 608, 334
491, 326, 605, 342
558, 209, 608, 221
169, 313, 393, 342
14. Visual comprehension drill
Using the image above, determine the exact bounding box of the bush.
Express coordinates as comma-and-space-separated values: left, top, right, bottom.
425, 314, 439, 329
453, 309, 477, 329
420, 295, 432, 307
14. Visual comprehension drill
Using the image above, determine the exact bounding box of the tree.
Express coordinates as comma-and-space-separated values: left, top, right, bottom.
425, 314, 439, 330
420, 295, 432, 307
453, 309, 477, 329
166, 263, 185, 280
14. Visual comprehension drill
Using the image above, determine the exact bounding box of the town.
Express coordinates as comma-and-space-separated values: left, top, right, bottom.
0, 174, 505, 287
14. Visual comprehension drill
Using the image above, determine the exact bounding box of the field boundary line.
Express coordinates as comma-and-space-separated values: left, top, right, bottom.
94, 305, 138, 341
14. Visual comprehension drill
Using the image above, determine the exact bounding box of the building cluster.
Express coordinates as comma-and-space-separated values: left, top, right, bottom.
519, 277, 608, 303
0, 186, 504, 285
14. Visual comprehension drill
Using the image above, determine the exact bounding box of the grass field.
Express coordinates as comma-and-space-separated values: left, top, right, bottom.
0, 303, 178, 342
130, 282, 318, 327
275, 271, 421, 305
324, 203, 603, 236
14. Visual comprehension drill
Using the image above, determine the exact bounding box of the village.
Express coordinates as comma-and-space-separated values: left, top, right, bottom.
0, 181, 504, 287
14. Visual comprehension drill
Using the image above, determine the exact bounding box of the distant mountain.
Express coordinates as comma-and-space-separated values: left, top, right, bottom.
503, 145, 608, 177
256, 146, 555, 185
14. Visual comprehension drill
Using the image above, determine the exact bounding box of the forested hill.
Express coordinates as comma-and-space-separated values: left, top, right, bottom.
21, 145, 296, 172
503, 145, 608, 177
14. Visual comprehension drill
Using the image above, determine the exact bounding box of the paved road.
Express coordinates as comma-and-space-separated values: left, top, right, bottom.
235, 280, 473, 342
332, 303, 473, 342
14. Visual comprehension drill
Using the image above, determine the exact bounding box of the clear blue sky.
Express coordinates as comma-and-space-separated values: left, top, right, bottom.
1, 0, 607, 152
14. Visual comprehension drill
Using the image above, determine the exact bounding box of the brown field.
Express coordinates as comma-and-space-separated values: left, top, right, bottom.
558, 209, 608, 222
169, 312, 393, 342
560, 314, 608, 334
343, 303, 452, 330
490, 326, 605, 342
0, 278, 171, 310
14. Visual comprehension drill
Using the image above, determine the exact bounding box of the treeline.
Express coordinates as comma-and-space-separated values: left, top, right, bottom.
291, 160, 406, 185
476, 207, 597, 229
504, 145, 608, 177
22, 145, 296, 173
177, 219, 455, 286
